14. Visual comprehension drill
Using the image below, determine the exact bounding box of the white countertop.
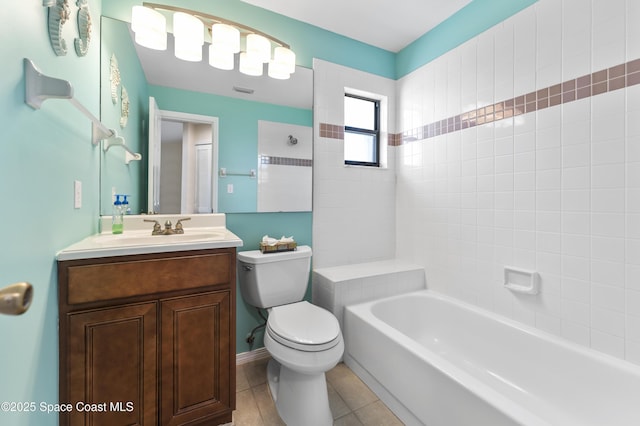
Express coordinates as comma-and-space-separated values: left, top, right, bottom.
57, 214, 243, 261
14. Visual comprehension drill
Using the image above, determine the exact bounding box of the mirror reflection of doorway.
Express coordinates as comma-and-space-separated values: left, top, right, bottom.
148, 97, 219, 214
159, 120, 213, 214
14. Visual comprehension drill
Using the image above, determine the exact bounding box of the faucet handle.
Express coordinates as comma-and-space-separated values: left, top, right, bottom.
143, 219, 162, 235
174, 217, 191, 234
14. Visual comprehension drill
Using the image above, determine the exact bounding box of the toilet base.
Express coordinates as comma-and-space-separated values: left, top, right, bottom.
267, 359, 333, 426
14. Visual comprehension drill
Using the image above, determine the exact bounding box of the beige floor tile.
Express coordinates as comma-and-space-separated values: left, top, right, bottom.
244, 357, 269, 387
328, 381, 351, 420
354, 401, 403, 426
234, 388, 264, 426
236, 363, 251, 392
326, 362, 354, 384
252, 383, 286, 426
235, 358, 397, 426
327, 364, 378, 411
333, 412, 365, 426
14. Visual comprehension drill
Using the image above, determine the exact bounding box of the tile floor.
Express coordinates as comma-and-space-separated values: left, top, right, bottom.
234, 357, 403, 425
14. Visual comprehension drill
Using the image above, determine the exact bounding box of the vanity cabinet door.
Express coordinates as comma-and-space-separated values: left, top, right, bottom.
65, 302, 157, 426
58, 248, 236, 426
160, 291, 233, 426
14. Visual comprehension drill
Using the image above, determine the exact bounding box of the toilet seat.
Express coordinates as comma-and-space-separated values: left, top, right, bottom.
267, 301, 341, 352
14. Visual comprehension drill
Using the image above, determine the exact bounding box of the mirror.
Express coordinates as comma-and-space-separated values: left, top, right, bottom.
99, 16, 313, 215
148, 101, 220, 214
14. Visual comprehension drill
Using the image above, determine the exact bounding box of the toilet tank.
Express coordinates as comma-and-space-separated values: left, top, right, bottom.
237, 246, 312, 309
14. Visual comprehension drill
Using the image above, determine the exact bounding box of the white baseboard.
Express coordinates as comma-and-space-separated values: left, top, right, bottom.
236, 347, 270, 365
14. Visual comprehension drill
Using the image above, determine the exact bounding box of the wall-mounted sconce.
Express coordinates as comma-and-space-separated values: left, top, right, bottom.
131, 2, 296, 79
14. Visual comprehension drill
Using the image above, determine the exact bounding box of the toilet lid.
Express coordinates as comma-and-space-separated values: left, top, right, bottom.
267, 301, 341, 351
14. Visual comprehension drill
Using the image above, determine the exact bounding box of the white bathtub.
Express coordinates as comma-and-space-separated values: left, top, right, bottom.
344, 290, 640, 426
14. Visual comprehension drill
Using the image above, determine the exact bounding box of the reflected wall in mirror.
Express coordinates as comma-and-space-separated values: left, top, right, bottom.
99, 16, 313, 215
100, 16, 148, 216
257, 121, 312, 212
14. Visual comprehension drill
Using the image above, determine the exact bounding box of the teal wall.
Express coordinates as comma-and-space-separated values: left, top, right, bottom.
102, 0, 397, 78
0, 2, 102, 425
396, 0, 538, 78
148, 85, 312, 213
148, 86, 314, 352
0, 0, 536, 424
100, 17, 148, 215
103, 0, 538, 80
227, 213, 313, 352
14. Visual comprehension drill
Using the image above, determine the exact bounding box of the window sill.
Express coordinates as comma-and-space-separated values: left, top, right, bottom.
343, 163, 389, 170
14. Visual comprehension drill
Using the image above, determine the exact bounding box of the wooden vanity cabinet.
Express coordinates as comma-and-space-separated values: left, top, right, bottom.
57, 248, 236, 426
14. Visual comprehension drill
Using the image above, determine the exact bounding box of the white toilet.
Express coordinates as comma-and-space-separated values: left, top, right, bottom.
237, 246, 343, 426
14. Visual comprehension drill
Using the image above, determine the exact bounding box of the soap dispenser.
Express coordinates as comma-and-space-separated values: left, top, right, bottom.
112, 195, 124, 234
122, 195, 131, 215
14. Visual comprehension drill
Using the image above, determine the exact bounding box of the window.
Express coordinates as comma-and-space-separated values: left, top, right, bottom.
344, 94, 380, 167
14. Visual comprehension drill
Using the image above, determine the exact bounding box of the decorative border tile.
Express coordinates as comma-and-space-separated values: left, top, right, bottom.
319, 123, 344, 139
393, 58, 640, 146
389, 133, 403, 146
318, 59, 640, 146
259, 155, 313, 167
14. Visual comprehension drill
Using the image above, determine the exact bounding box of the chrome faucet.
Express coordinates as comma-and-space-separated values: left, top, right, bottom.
144, 218, 191, 235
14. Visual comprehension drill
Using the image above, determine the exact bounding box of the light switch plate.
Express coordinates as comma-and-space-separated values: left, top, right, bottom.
74, 180, 82, 209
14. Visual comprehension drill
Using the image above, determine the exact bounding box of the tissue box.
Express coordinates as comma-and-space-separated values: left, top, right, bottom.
260, 241, 297, 253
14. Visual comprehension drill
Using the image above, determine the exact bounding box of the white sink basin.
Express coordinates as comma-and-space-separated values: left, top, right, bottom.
57, 214, 244, 261
93, 230, 226, 247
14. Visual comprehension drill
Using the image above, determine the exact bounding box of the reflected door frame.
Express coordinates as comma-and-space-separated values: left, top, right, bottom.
148, 97, 219, 214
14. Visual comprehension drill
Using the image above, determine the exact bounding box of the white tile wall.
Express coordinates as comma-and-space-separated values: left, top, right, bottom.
312, 59, 397, 268
312, 260, 426, 328
395, 0, 640, 365
257, 121, 312, 212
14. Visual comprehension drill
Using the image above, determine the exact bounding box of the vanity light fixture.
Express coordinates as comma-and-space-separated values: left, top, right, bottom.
209, 23, 239, 70
131, 3, 296, 79
209, 45, 235, 71
173, 12, 204, 62
239, 52, 263, 77
131, 5, 166, 50
269, 46, 296, 79
246, 33, 271, 63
